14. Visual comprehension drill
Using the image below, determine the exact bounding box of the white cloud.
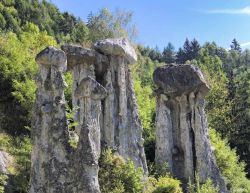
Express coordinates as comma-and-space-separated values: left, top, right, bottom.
205, 6, 250, 15
241, 42, 250, 47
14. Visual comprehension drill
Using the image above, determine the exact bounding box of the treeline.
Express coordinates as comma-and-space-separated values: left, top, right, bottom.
0, 0, 136, 44
0, 0, 250, 192
139, 38, 224, 64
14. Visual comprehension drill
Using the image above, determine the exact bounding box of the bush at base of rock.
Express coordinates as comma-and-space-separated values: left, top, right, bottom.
98, 149, 144, 193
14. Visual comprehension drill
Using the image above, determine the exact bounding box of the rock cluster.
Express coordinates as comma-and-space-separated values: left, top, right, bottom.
30, 39, 228, 193
30, 38, 147, 193
154, 64, 228, 193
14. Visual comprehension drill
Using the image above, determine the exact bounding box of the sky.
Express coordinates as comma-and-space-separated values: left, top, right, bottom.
50, 0, 250, 51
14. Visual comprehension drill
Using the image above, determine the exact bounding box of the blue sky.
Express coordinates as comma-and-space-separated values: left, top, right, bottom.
50, 0, 250, 51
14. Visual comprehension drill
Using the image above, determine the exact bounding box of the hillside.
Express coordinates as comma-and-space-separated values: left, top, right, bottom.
0, 0, 250, 193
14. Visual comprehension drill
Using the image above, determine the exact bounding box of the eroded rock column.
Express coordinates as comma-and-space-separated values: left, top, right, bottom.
61, 45, 108, 135
94, 38, 148, 173
154, 64, 228, 192
62, 45, 108, 193
73, 77, 107, 193
30, 47, 70, 193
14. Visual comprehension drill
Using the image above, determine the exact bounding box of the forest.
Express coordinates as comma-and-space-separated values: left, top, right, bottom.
0, 0, 250, 192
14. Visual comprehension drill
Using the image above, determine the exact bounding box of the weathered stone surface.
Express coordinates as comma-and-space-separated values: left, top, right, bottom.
101, 54, 147, 174
62, 45, 108, 192
153, 64, 210, 97
35, 46, 67, 71
63, 41, 147, 174
94, 38, 137, 64
30, 47, 70, 193
61, 44, 108, 72
30, 39, 148, 193
0, 151, 13, 174
154, 64, 228, 193
73, 77, 107, 193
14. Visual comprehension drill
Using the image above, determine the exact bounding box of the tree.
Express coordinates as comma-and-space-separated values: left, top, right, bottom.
209, 128, 250, 192
0, 23, 57, 135
230, 38, 241, 53
71, 19, 89, 44
190, 38, 200, 59
148, 46, 162, 62
176, 48, 186, 63
87, 8, 137, 43
176, 38, 200, 63
190, 47, 232, 137
230, 69, 250, 176
161, 42, 175, 63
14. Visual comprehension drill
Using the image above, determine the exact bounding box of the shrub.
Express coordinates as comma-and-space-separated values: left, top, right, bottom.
188, 176, 219, 193
209, 128, 250, 193
99, 149, 144, 193
151, 176, 183, 193
0, 175, 8, 193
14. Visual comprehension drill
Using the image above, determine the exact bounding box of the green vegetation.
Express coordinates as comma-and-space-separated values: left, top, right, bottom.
0, 174, 8, 193
0, 132, 31, 192
99, 149, 143, 193
188, 177, 219, 193
0, 23, 57, 135
0, 0, 250, 192
99, 149, 183, 193
66, 105, 79, 149
210, 128, 250, 192
149, 176, 182, 193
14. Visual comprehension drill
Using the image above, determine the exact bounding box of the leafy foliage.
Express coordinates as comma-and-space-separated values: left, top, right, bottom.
87, 8, 137, 43
0, 23, 57, 135
209, 128, 250, 193
188, 177, 219, 193
0, 175, 8, 193
162, 42, 176, 64
176, 38, 200, 63
190, 47, 232, 137
99, 149, 143, 193
0, 0, 89, 44
151, 176, 183, 193
0, 131, 31, 193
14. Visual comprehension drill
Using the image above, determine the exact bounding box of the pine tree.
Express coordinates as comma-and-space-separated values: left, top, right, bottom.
190, 38, 200, 59
162, 42, 175, 63
230, 38, 242, 53
176, 48, 186, 63
176, 38, 200, 63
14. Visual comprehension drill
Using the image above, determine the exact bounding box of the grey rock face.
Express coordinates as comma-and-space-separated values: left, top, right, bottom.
94, 38, 137, 64
62, 45, 107, 193
30, 47, 70, 193
153, 64, 210, 97
93, 40, 147, 174
154, 64, 228, 193
73, 77, 107, 193
62, 40, 147, 174
31, 39, 148, 193
0, 151, 13, 174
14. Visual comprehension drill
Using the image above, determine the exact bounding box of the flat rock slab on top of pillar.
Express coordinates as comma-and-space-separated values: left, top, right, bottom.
94, 38, 137, 64
61, 44, 108, 74
153, 64, 210, 97
36, 46, 67, 71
